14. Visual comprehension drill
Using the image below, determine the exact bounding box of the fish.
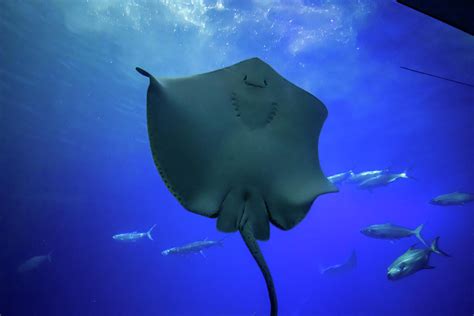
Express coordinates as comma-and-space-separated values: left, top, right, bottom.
387, 237, 449, 280
18, 251, 53, 273
320, 250, 357, 276
327, 170, 354, 184
361, 223, 426, 245
430, 192, 474, 206
112, 224, 156, 242
136, 57, 337, 316
357, 170, 411, 190
345, 169, 389, 184
161, 238, 224, 257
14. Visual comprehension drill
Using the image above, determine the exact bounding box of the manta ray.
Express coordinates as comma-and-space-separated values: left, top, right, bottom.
136, 57, 336, 316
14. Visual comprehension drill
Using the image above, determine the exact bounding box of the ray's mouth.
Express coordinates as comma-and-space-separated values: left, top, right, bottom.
243, 75, 267, 88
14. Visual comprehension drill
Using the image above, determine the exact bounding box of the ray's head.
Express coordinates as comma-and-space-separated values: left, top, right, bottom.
229, 57, 279, 89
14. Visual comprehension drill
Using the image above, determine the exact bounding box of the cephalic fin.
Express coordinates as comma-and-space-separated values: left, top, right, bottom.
136, 67, 151, 78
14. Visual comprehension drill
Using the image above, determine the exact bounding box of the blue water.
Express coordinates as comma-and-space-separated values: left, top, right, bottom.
1, 1, 473, 315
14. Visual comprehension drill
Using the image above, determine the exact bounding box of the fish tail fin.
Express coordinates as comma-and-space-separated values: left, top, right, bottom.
347, 250, 357, 268
402, 166, 416, 180
240, 224, 277, 316
318, 264, 325, 275
413, 224, 427, 246
345, 170, 355, 183
430, 237, 450, 257
218, 235, 228, 246
147, 224, 156, 241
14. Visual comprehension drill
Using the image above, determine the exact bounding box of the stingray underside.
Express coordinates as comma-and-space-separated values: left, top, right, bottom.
139, 58, 336, 241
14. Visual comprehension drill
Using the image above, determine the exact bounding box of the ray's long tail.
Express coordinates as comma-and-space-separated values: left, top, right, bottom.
240, 224, 278, 316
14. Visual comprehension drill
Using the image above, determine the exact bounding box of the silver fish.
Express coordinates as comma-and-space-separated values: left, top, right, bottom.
161, 238, 224, 257
112, 224, 156, 242
320, 250, 357, 276
361, 223, 426, 245
327, 170, 354, 184
387, 237, 449, 280
430, 192, 474, 206
346, 169, 389, 184
18, 251, 53, 273
357, 170, 411, 190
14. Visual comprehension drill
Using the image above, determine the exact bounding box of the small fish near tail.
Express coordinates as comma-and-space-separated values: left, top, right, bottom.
240, 224, 277, 316
413, 224, 427, 246
147, 224, 156, 241
430, 237, 450, 257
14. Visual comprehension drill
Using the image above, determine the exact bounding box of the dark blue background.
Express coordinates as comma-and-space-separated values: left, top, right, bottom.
1, 1, 473, 315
